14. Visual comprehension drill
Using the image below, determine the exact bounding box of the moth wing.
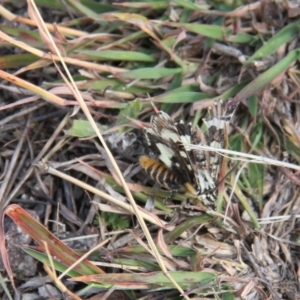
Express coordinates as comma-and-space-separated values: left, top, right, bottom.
191, 102, 236, 195
144, 112, 195, 187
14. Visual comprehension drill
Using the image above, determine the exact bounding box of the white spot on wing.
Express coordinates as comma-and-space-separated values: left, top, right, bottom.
179, 151, 187, 158
204, 117, 227, 130
196, 170, 215, 193
157, 143, 174, 168
210, 141, 221, 149
161, 129, 180, 142
180, 134, 191, 145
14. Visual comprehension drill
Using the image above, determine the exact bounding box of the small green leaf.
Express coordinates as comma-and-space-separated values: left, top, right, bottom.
118, 67, 182, 79
153, 91, 210, 104
165, 23, 255, 43
66, 120, 108, 138
247, 95, 258, 117
117, 99, 142, 124
79, 50, 156, 62
248, 162, 264, 204
23, 248, 81, 277
101, 212, 129, 230
172, 0, 207, 10
222, 291, 236, 300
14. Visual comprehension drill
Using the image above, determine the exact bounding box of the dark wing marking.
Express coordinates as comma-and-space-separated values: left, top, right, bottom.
141, 101, 236, 208
191, 101, 236, 198
143, 111, 195, 188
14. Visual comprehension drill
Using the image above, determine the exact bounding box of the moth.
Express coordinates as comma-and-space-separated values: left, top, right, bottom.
139, 101, 235, 209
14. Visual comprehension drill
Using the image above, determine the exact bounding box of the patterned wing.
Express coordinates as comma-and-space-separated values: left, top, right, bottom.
143, 111, 195, 190
190, 102, 236, 202
140, 102, 236, 207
